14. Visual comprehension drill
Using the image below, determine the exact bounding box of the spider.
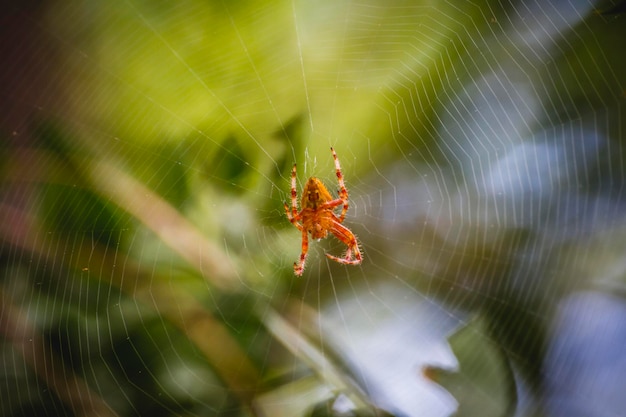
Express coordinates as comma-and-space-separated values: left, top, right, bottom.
284, 147, 362, 276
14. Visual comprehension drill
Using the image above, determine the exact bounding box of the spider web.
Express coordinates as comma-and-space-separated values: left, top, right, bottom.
1, 1, 625, 416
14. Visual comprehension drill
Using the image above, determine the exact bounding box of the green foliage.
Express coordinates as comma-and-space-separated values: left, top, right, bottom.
38, 183, 131, 246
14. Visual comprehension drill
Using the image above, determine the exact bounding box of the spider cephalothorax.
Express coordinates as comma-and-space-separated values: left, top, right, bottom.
284, 147, 362, 276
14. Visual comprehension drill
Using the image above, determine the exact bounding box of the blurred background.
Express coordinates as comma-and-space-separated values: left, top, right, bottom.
1, 1, 625, 416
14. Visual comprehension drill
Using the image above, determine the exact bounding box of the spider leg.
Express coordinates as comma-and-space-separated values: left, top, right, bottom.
284, 163, 304, 231
284, 202, 303, 231
321, 198, 344, 210
294, 229, 309, 276
330, 147, 350, 223
326, 219, 362, 265
289, 164, 299, 219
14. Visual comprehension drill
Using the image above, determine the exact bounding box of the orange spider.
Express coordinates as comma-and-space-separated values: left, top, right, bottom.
284, 147, 362, 276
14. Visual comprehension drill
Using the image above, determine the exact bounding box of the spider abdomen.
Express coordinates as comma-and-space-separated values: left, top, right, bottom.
301, 177, 334, 210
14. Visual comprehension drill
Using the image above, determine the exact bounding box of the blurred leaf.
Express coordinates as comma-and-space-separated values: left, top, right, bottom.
254, 376, 335, 417
38, 183, 132, 247
426, 316, 516, 417
204, 136, 249, 194
309, 394, 397, 417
